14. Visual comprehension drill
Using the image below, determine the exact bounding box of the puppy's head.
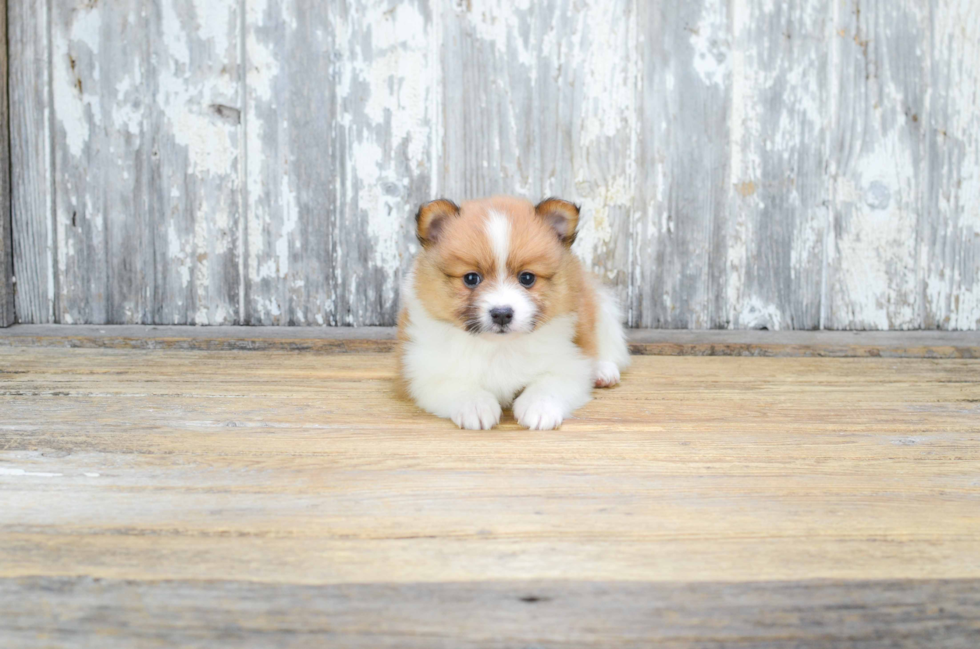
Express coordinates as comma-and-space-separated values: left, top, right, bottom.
413, 196, 580, 335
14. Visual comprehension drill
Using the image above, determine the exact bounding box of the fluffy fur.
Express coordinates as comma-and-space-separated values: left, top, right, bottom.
398, 195, 630, 430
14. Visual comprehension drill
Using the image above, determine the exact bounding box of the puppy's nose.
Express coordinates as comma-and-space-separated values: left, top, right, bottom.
490, 306, 514, 326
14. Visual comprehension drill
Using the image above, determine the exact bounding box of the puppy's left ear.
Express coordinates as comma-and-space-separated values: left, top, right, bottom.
535, 198, 580, 247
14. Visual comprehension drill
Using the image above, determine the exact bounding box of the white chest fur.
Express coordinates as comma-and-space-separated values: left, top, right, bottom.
404, 307, 587, 405
400, 274, 597, 430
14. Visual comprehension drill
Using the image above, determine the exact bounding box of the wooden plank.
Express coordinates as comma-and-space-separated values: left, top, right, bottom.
245, 0, 434, 326
146, 0, 243, 325
725, 0, 829, 330
0, 324, 399, 353
49, 0, 128, 323
1, 352, 978, 584
47, 1, 242, 325
632, 1, 730, 328
825, 1, 929, 329
1, 325, 978, 357
331, 0, 435, 326
439, 0, 637, 304
921, 2, 980, 330
2, 576, 978, 648
626, 328, 980, 358
8, 0, 55, 323
0, 0, 12, 326
0, 349, 979, 643
243, 0, 339, 325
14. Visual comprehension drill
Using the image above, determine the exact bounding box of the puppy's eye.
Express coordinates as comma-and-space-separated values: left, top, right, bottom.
463, 272, 482, 288
518, 271, 536, 288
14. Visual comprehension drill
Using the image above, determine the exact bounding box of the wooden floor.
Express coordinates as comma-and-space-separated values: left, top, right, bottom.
1, 335, 979, 647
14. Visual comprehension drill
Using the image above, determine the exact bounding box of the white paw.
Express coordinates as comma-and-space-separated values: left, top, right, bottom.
514, 395, 565, 430
450, 395, 502, 430
594, 361, 621, 388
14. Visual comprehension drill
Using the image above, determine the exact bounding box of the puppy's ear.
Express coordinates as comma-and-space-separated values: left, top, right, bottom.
415, 199, 460, 247
535, 198, 580, 246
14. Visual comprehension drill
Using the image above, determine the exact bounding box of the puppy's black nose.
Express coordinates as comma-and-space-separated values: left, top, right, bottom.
490, 307, 514, 326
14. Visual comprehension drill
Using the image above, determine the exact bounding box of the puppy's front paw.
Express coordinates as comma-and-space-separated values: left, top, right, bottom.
594, 361, 621, 388
514, 395, 565, 430
451, 395, 502, 430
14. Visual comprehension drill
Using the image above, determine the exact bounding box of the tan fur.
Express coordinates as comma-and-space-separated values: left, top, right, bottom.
401, 195, 601, 359
573, 277, 599, 358
394, 309, 413, 399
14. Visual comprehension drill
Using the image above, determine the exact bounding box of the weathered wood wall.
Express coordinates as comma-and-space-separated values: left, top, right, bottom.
7, 0, 980, 329
0, 0, 13, 327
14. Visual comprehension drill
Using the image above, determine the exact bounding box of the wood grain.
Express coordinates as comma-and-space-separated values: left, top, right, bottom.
45, 1, 242, 325
9, 0, 55, 323
0, 0, 12, 327
726, 0, 829, 330
245, 0, 337, 326
921, 1, 980, 330
2, 577, 978, 648
7, 1, 980, 329
632, 0, 730, 328
1, 348, 978, 644
244, 0, 436, 326
825, 0, 927, 329
146, 0, 243, 325
2, 326, 979, 358
2, 325, 978, 358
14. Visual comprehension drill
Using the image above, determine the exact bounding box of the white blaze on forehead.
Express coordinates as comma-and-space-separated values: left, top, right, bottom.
485, 211, 511, 277
480, 211, 536, 333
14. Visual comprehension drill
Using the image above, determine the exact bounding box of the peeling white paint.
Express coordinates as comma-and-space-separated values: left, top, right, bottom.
462, 0, 535, 70
574, 176, 631, 280
158, 0, 238, 177
567, 1, 636, 285
690, 2, 730, 88
738, 296, 783, 331
353, 139, 401, 275
276, 172, 298, 279
52, 6, 102, 158
192, 0, 231, 56
17, 0, 980, 330
725, 0, 754, 317
160, 1, 190, 67
245, 3, 279, 103
924, 0, 980, 330
168, 221, 191, 289
342, 1, 433, 318
0, 468, 64, 478
834, 114, 919, 330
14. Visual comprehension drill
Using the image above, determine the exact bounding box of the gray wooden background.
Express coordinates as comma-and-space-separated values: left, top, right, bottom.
5, 0, 979, 329
0, 0, 12, 327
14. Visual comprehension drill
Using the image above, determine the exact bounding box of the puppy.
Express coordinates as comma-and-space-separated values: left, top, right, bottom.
398, 195, 630, 430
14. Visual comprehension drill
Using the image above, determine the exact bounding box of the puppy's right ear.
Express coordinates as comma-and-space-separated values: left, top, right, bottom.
415, 199, 460, 247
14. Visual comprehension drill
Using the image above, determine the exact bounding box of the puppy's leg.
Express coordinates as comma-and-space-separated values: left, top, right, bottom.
593, 285, 631, 388
447, 390, 502, 430
514, 360, 593, 431
593, 361, 621, 389
410, 379, 502, 430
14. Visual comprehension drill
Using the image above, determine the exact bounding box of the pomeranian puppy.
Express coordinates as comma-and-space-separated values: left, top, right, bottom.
398, 195, 630, 430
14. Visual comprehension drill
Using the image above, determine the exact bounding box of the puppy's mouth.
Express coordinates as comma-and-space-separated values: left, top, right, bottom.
464, 321, 513, 335
463, 320, 530, 336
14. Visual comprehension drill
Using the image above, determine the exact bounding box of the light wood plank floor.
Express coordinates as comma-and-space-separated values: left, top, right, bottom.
1, 346, 979, 647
